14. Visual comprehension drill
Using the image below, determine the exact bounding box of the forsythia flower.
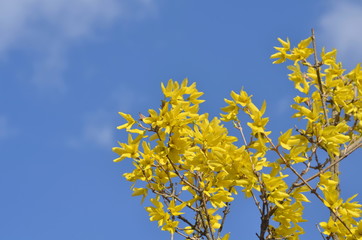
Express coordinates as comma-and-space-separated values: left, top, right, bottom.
114, 34, 362, 240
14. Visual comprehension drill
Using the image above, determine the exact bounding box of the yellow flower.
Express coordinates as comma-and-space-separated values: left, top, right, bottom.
116, 112, 136, 130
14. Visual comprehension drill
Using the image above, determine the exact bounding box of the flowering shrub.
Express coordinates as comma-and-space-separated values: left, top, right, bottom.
113, 31, 362, 240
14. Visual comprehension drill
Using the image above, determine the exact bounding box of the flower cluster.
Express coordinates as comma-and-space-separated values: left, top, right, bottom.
113, 34, 362, 240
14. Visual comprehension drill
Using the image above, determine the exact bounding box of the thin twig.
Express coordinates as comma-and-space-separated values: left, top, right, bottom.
293, 136, 362, 187
166, 155, 200, 192
311, 28, 329, 126
217, 202, 231, 238
234, 120, 248, 146
316, 224, 327, 240
196, 172, 215, 240
264, 134, 355, 239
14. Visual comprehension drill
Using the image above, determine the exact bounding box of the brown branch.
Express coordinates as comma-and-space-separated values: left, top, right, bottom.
258, 195, 270, 240
234, 121, 274, 239
234, 120, 248, 146
311, 28, 329, 126
316, 224, 328, 240
217, 202, 231, 239
293, 136, 362, 187
265, 134, 315, 191
175, 228, 189, 238
165, 154, 200, 192
264, 134, 355, 239
196, 172, 215, 240
251, 189, 263, 215
234, 120, 263, 214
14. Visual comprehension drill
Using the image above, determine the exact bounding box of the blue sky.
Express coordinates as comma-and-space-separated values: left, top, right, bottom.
1, 0, 361, 239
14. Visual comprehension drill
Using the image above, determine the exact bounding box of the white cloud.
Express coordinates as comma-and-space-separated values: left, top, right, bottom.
0, 115, 17, 140
83, 122, 114, 148
0, 0, 156, 91
274, 95, 292, 115
67, 110, 114, 149
319, 1, 362, 66
66, 83, 151, 149
111, 85, 149, 113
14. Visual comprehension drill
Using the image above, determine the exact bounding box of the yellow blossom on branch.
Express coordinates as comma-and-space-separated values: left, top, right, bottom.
113, 33, 362, 240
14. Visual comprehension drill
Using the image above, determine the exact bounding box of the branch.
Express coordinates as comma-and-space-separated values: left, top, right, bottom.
293, 136, 362, 187
264, 134, 356, 239
196, 172, 215, 240
311, 28, 329, 126
217, 202, 231, 238
165, 155, 200, 193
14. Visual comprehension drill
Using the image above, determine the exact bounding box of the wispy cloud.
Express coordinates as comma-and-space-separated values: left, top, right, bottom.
274, 95, 292, 116
318, 1, 362, 66
0, 0, 156, 91
111, 85, 149, 113
67, 110, 114, 149
83, 121, 114, 148
66, 84, 149, 149
0, 115, 17, 140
